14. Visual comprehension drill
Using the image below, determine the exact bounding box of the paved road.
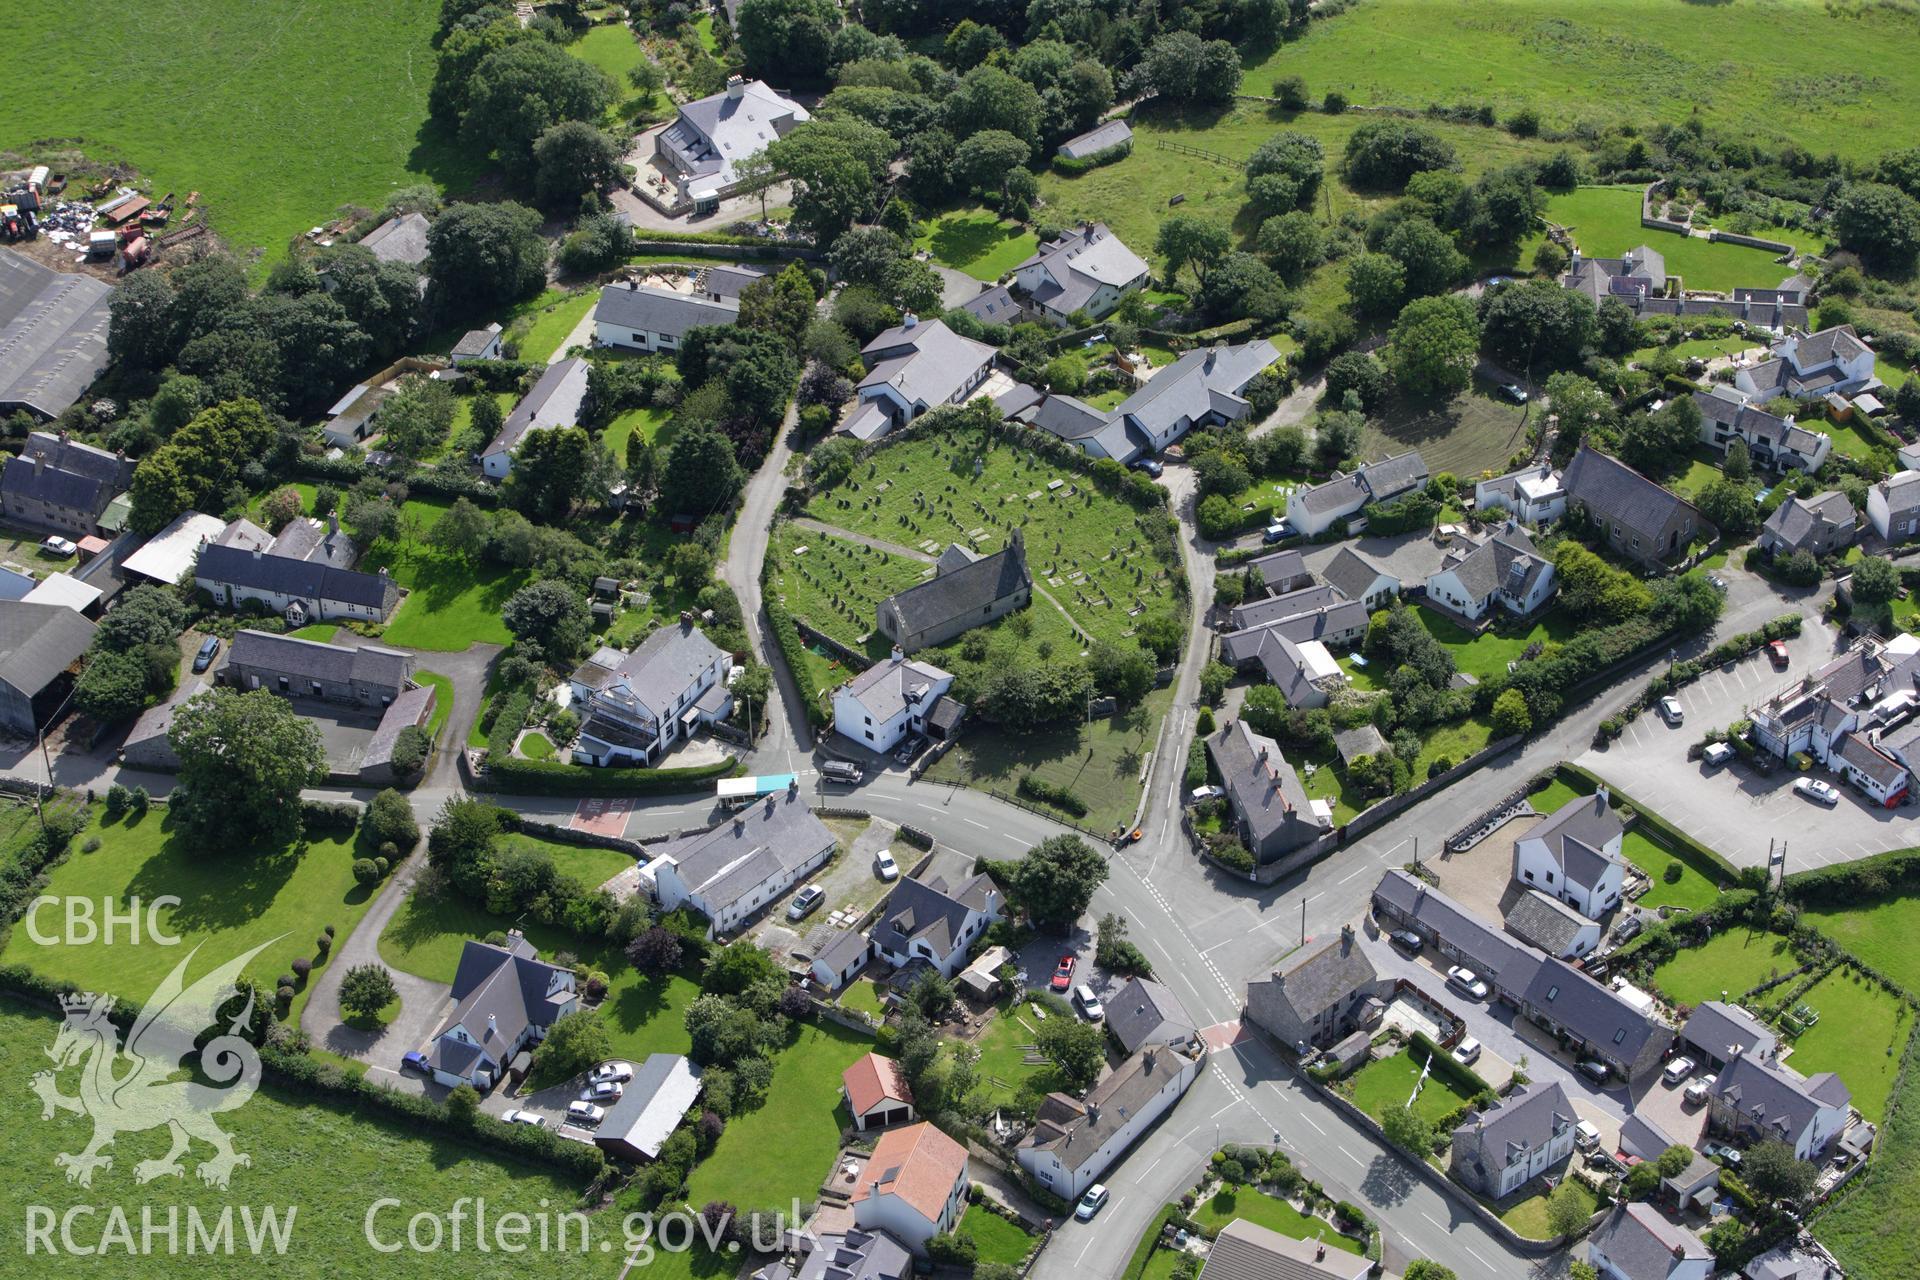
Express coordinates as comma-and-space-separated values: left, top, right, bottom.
722, 398, 810, 780
301, 846, 450, 1074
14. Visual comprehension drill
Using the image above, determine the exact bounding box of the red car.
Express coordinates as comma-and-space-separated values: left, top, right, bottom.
1050, 955, 1076, 992
1768, 640, 1790, 668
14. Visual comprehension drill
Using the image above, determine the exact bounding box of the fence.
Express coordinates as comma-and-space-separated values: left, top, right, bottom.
792, 617, 873, 674
1153, 139, 1247, 170
630, 238, 822, 262
1707, 228, 1796, 256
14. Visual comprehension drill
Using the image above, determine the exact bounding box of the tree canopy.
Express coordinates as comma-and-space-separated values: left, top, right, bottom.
169, 687, 327, 854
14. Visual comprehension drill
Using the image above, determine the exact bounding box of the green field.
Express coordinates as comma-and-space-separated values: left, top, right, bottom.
959, 1205, 1040, 1266
362, 498, 531, 651
1621, 826, 1724, 913
1785, 967, 1910, 1124
1192, 1187, 1364, 1254
1242, 0, 1920, 164
1818, 1027, 1920, 1277
0, 998, 610, 1280
768, 523, 937, 658
2, 808, 377, 1024
683, 1019, 869, 1214
1651, 927, 1797, 1007
1363, 380, 1533, 481
604, 405, 673, 458
1804, 895, 1920, 995
1346, 1047, 1477, 1128
0, 1, 482, 267
1533, 188, 1798, 295
804, 430, 1182, 651
413, 669, 455, 739
915, 208, 1041, 281
926, 687, 1171, 834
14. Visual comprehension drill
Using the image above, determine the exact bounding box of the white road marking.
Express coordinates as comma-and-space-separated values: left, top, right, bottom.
1210, 1101, 1238, 1119
1300, 1114, 1325, 1135
1466, 1246, 1494, 1269
964, 818, 988, 830
1338, 866, 1368, 884
1340, 1149, 1365, 1167
1421, 1212, 1448, 1231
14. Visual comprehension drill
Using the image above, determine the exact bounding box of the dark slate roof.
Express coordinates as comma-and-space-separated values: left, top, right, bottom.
595, 282, 740, 339
1590, 1203, 1711, 1279
1680, 1001, 1779, 1064
699, 264, 767, 300
1372, 869, 1542, 992
1245, 548, 1309, 592
1203, 1218, 1371, 1280
1455, 1080, 1575, 1164
1219, 600, 1369, 661
873, 872, 998, 959
0, 599, 95, 698
1521, 793, 1625, 891
1020, 1046, 1196, 1176
1, 430, 129, 512
1230, 583, 1346, 630
1837, 733, 1907, 788
1267, 929, 1377, 1023
484, 356, 592, 461
226, 629, 412, 690
838, 654, 953, 723
958, 283, 1022, 325
1105, 976, 1197, 1055
1562, 445, 1706, 540
1355, 451, 1430, 502
1333, 723, 1387, 765
594, 1054, 702, 1158
196, 542, 396, 610
361, 683, 436, 769
436, 935, 574, 1062
878, 534, 1029, 638
357, 212, 431, 265
1318, 546, 1393, 602
1434, 525, 1549, 602
1872, 471, 1920, 519
651, 788, 837, 916
451, 327, 501, 358
1115, 340, 1278, 439
1504, 889, 1592, 956
574, 619, 726, 717
1209, 719, 1322, 851
790, 1229, 913, 1280
1763, 490, 1853, 551
1056, 119, 1133, 159
0, 252, 114, 418
1523, 957, 1666, 1063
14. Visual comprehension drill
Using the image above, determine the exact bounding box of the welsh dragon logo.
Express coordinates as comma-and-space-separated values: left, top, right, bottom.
32, 939, 279, 1189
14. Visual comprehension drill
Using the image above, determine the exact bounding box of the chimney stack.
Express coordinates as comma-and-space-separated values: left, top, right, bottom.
486, 1014, 498, 1039
901, 312, 918, 330
726, 75, 745, 99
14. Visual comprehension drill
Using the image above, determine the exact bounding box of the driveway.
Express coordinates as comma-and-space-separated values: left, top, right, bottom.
1574, 608, 1919, 871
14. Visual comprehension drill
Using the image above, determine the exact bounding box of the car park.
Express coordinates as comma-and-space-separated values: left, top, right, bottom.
1451, 1036, 1482, 1066
1794, 778, 1841, 806
1578, 1059, 1610, 1083
1445, 965, 1489, 1000
874, 849, 899, 880
1702, 742, 1735, 767
566, 1101, 605, 1126
502, 1110, 546, 1127
191, 635, 221, 673
1658, 696, 1684, 726
1051, 955, 1076, 992
1074, 984, 1104, 1021
1685, 1075, 1716, 1107
1663, 1056, 1695, 1085
787, 884, 826, 921
590, 1061, 634, 1085
581, 1080, 623, 1103
1075, 1185, 1109, 1221
40, 535, 76, 557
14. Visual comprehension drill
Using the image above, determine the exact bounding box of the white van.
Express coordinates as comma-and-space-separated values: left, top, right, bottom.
1703, 742, 1735, 767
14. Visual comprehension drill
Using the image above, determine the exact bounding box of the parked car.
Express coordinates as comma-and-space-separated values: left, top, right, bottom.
1050, 955, 1076, 992
1499, 383, 1529, 403
1769, 639, 1790, 668
1703, 742, 1735, 767
1704, 1142, 1742, 1167
566, 1101, 605, 1126
191, 635, 221, 673
1131, 457, 1164, 478
894, 735, 924, 765
1451, 1036, 1482, 1066
787, 883, 826, 921
502, 1110, 546, 1127
1578, 1059, 1611, 1083
1658, 696, 1685, 726
1389, 929, 1422, 955
1262, 520, 1295, 544
821, 760, 864, 785
581, 1080, 624, 1103
1663, 1056, 1696, 1085
39, 535, 76, 557
1190, 784, 1224, 802
590, 1061, 634, 1085
1612, 913, 1645, 943
1685, 1074, 1716, 1107
1574, 1120, 1601, 1151
1707, 573, 1728, 593
1794, 778, 1841, 806
1446, 965, 1489, 1000
1074, 984, 1104, 1021
874, 849, 899, 881
1075, 1184, 1110, 1221
401, 1051, 431, 1076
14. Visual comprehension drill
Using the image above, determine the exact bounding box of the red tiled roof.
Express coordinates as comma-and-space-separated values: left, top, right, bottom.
843, 1051, 913, 1118
852, 1122, 966, 1224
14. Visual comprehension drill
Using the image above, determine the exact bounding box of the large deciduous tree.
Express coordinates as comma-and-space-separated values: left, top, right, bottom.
462, 39, 616, 181
169, 687, 327, 854
1387, 295, 1480, 399
1009, 835, 1109, 930
427, 202, 549, 312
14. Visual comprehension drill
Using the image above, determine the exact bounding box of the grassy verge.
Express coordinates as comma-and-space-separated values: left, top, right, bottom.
1191, 1187, 1363, 1253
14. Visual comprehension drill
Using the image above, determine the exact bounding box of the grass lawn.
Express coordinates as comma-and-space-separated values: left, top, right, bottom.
0, 997, 609, 1280
804, 428, 1183, 651
288, 623, 342, 644
1411, 716, 1494, 780
1363, 380, 1533, 481
1529, 188, 1798, 294
1298, 753, 1366, 826
362, 498, 531, 651
914, 208, 1039, 281
604, 405, 673, 458
1346, 1047, 1477, 1128
768, 523, 937, 657
926, 688, 1171, 835
1416, 605, 1575, 682
1499, 1179, 1595, 1240
1784, 967, 1910, 1124
413, 669, 454, 738
1633, 336, 1763, 367
510, 290, 598, 364
1622, 826, 1725, 913
1242, 0, 1920, 164
2, 807, 377, 1024
1670, 453, 1726, 501
572, 23, 652, 122
960, 1205, 1040, 1265
1810, 414, 1890, 462
838, 976, 890, 1021
1816, 1025, 1920, 1276
1803, 895, 1920, 996
1191, 1187, 1362, 1254
1652, 927, 1797, 1007
971, 995, 1073, 1113
0, 2, 483, 270
520, 731, 555, 760
683, 1019, 870, 1214
1530, 773, 1596, 816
